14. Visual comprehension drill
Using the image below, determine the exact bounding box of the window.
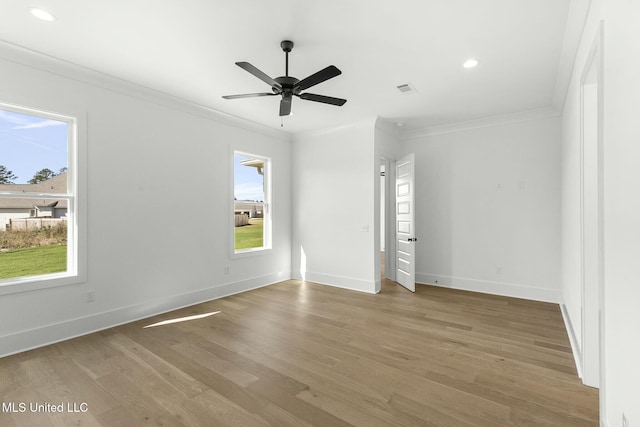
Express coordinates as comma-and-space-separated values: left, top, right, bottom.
0, 103, 78, 289
233, 151, 271, 254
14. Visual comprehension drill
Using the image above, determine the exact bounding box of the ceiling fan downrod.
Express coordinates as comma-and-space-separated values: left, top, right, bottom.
281, 40, 294, 77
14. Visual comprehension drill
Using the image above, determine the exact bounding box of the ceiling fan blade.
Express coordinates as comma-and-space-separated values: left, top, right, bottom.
298, 93, 347, 106
222, 92, 278, 99
279, 98, 292, 116
296, 65, 342, 91
236, 62, 282, 90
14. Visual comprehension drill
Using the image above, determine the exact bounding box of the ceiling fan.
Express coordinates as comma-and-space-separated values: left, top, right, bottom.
223, 40, 346, 117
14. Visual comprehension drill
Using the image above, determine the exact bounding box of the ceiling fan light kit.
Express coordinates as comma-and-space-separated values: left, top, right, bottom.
223, 40, 346, 117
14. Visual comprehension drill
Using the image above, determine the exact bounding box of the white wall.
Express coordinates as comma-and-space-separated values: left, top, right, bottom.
601, 1, 640, 422
402, 116, 562, 302
0, 44, 292, 356
291, 120, 378, 293
560, 0, 640, 424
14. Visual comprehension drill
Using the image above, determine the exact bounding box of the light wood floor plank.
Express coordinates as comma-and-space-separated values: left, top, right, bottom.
0, 279, 598, 426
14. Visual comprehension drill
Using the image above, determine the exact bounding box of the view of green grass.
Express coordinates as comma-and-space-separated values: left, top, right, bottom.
235, 218, 264, 250
0, 245, 67, 280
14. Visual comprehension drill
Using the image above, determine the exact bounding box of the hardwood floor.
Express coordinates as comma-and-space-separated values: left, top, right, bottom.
0, 279, 598, 426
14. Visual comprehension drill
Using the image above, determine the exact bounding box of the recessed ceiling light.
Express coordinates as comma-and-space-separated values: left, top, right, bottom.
463, 59, 479, 69
30, 7, 56, 22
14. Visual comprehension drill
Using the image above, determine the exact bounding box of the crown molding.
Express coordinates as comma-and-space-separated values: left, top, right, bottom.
401, 106, 561, 140
0, 40, 291, 142
292, 116, 378, 141
374, 117, 402, 139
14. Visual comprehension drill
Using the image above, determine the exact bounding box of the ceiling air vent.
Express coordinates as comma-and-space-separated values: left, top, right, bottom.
396, 83, 416, 94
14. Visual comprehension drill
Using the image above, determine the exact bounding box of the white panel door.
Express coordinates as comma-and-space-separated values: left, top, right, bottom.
396, 153, 415, 292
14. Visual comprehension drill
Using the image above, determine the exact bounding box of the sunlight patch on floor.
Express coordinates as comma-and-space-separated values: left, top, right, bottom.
143, 311, 220, 328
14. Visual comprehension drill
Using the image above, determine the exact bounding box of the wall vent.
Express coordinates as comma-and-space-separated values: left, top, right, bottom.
396, 83, 416, 94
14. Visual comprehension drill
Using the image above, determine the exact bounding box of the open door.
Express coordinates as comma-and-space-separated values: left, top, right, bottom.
395, 153, 415, 292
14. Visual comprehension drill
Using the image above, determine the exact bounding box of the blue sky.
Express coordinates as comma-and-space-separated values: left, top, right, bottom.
234, 154, 264, 201
0, 108, 68, 184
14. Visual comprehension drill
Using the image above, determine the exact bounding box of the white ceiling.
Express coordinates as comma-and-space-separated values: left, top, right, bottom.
0, 0, 586, 133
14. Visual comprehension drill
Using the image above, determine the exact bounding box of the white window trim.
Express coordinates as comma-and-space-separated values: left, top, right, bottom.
230, 150, 272, 258
0, 102, 87, 295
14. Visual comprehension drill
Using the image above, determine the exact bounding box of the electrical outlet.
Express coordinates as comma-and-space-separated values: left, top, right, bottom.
86, 290, 95, 303
496, 266, 503, 275
224, 266, 229, 275
623, 413, 628, 427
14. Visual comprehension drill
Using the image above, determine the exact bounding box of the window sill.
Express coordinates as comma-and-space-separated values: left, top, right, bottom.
231, 247, 273, 259
0, 272, 85, 296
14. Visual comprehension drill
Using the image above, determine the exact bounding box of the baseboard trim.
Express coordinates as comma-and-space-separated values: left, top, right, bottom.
292, 270, 377, 294
560, 303, 584, 380
416, 273, 562, 303
0, 272, 290, 358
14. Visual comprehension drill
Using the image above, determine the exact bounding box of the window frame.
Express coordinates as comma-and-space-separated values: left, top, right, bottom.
231, 150, 272, 257
0, 101, 86, 295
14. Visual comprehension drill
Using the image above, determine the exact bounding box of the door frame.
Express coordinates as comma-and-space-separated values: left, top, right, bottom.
579, 21, 604, 392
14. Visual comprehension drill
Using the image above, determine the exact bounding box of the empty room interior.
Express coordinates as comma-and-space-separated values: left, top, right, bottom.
0, 0, 638, 426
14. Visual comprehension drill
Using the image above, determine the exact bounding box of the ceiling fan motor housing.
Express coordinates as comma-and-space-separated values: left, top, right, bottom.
280, 40, 294, 52
274, 76, 301, 96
